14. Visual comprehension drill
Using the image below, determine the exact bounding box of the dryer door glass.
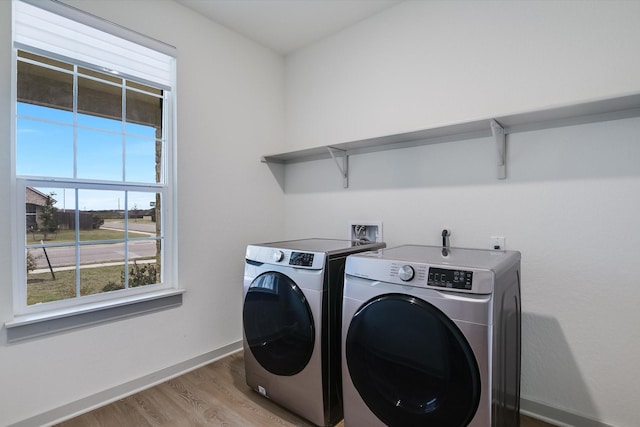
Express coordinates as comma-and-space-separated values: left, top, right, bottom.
243, 272, 315, 376
346, 294, 480, 427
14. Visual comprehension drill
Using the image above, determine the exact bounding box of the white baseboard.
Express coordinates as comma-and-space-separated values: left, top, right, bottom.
9, 340, 243, 427
521, 397, 615, 427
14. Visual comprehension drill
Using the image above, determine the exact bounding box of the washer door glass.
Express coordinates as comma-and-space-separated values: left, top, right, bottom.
243, 272, 315, 376
346, 294, 481, 427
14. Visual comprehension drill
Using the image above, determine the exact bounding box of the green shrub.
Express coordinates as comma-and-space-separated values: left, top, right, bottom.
102, 281, 124, 292
125, 261, 158, 287
101, 261, 158, 293
26, 250, 41, 273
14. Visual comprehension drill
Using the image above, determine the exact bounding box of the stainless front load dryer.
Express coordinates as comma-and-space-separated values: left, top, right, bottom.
243, 238, 385, 426
342, 245, 521, 427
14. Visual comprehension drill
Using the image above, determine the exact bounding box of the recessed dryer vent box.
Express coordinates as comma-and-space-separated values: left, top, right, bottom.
349, 221, 383, 244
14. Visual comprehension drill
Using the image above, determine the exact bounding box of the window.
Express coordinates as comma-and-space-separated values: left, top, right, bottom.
10, 0, 178, 329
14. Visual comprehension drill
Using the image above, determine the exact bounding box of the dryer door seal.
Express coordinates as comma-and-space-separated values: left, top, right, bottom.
243, 271, 315, 376
346, 294, 480, 427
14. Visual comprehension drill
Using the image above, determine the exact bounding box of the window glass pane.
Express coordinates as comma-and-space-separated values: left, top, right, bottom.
25, 187, 66, 242
26, 236, 76, 305
126, 136, 159, 183
77, 189, 125, 240
79, 245, 125, 296
127, 81, 162, 95
54, 188, 78, 237
127, 238, 158, 261
17, 116, 73, 177
78, 189, 124, 212
125, 256, 159, 288
78, 76, 122, 131
79, 240, 122, 264
127, 191, 161, 287
17, 58, 73, 116
128, 192, 160, 237
77, 128, 123, 181
26, 245, 77, 305
78, 189, 125, 214
126, 88, 162, 131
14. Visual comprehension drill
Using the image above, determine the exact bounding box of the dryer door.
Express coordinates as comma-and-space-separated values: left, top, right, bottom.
243, 271, 315, 376
346, 294, 480, 427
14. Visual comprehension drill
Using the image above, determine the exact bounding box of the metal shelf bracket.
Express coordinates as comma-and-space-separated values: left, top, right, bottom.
490, 119, 506, 179
327, 146, 349, 188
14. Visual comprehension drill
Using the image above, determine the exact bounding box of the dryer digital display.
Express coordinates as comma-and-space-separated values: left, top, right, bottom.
428, 267, 473, 290
289, 252, 314, 267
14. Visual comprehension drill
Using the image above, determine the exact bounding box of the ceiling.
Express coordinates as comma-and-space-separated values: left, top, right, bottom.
175, 0, 402, 55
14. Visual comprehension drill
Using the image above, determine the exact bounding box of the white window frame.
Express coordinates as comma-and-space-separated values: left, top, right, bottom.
6, 0, 179, 341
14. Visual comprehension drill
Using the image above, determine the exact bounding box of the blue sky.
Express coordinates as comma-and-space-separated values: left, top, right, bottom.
18, 103, 159, 211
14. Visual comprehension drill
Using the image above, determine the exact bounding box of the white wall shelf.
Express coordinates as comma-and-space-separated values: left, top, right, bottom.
262, 93, 640, 186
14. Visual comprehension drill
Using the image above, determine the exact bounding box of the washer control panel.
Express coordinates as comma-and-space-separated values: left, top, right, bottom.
289, 251, 315, 267
428, 267, 473, 290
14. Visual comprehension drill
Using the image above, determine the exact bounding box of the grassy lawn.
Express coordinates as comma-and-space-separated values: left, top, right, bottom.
27, 228, 148, 244
27, 263, 155, 305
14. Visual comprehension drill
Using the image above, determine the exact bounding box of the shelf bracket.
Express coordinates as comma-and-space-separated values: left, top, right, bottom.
327, 146, 349, 188
490, 119, 506, 179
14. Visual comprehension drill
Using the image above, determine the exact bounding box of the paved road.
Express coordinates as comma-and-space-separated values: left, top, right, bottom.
31, 221, 159, 269
33, 240, 158, 269
103, 220, 157, 234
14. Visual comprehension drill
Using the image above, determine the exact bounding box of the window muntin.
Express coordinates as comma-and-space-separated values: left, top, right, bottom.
16, 48, 170, 314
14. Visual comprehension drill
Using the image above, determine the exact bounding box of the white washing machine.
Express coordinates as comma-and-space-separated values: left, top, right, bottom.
341, 245, 521, 427
243, 238, 385, 426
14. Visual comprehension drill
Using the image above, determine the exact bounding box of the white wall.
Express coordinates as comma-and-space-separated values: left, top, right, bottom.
0, 1, 285, 425
283, 1, 640, 427
285, 0, 640, 150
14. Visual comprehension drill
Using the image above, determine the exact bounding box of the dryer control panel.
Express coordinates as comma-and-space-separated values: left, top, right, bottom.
428, 267, 473, 290
344, 245, 512, 295
383, 263, 490, 294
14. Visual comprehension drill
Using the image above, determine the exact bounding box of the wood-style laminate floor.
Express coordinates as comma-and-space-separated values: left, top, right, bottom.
57, 351, 556, 427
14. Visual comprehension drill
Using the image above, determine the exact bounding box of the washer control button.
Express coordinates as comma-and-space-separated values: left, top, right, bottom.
272, 250, 284, 262
398, 265, 415, 281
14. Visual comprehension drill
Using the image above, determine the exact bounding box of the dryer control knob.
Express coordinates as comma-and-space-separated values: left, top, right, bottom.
398, 265, 415, 281
272, 250, 284, 262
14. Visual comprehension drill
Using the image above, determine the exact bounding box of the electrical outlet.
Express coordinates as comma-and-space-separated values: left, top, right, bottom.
349, 221, 383, 244
489, 236, 505, 251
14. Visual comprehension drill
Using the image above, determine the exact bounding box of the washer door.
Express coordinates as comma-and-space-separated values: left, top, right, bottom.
346, 294, 481, 427
243, 271, 315, 376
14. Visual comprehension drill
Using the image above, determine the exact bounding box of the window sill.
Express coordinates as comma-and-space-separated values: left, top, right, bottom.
4, 289, 184, 343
